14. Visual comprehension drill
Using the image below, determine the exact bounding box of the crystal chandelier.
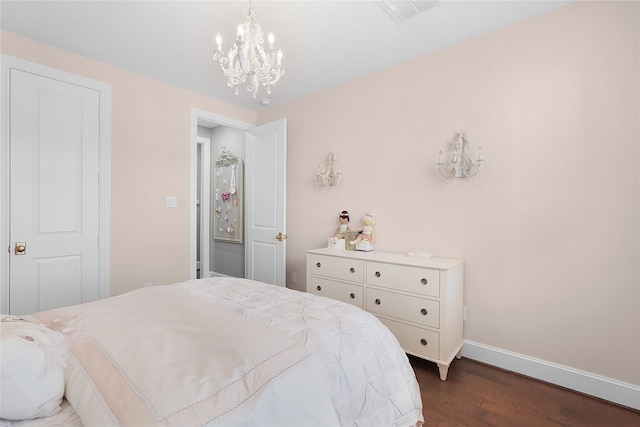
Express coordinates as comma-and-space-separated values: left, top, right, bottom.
316, 152, 342, 188
437, 131, 484, 179
213, 1, 285, 99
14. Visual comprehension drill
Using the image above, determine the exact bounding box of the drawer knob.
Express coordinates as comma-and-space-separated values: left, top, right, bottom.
350, 293, 355, 299
421, 308, 428, 315
375, 271, 381, 278
350, 267, 355, 273
316, 262, 321, 268
421, 278, 428, 285
316, 285, 322, 291
375, 298, 381, 305
420, 338, 428, 346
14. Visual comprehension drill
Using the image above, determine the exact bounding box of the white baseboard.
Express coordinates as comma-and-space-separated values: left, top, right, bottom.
462, 340, 640, 411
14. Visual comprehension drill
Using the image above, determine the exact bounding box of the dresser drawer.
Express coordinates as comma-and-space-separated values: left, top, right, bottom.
366, 288, 439, 328
309, 254, 364, 283
366, 262, 439, 297
307, 277, 364, 309
378, 317, 439, 360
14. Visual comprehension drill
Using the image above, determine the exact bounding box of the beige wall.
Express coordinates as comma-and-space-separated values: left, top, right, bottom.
259, 1, 639, 385
1, 30, 257, 296
2, 0, 638, 387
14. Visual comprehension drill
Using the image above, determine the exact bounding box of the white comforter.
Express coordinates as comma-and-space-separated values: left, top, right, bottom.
176, 278, 423, 427
4, 277, 423, 427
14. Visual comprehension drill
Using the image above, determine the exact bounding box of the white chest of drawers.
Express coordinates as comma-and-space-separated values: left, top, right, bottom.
306, 248, 464, 380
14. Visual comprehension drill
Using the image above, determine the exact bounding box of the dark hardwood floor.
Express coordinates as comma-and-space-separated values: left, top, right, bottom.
409, 356, 640, 427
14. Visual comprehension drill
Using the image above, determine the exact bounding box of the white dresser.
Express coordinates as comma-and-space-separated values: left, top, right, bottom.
306, 248, 464, 380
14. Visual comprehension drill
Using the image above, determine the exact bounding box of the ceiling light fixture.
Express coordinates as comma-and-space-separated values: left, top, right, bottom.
213, 0, 285, 99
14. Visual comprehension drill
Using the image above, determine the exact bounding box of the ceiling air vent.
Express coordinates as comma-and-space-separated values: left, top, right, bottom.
378, 0, 440, 24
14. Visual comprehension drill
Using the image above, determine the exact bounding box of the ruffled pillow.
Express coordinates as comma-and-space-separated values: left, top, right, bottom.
0, 316, 66, 420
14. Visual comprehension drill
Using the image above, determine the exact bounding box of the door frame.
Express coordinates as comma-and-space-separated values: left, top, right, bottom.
196, 135, 211, 277
1, 55, 112, 313
190, 108, 252, 279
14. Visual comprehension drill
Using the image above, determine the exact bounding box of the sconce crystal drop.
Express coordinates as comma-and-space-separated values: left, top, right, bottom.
437, 131, 484, 180
316, 152, 342, 188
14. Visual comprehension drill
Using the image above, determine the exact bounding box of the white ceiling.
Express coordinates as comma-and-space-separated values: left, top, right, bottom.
1, 1, 576, 112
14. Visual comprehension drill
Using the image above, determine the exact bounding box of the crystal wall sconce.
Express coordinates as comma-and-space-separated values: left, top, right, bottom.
437, 130, 484, 180
315, 152, 342, 188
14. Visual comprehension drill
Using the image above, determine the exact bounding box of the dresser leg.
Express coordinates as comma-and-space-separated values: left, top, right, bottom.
456, 349, 462, 359
438, 364, 449, 381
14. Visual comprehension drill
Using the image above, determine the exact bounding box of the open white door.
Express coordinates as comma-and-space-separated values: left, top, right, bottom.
245, 119, 287, 286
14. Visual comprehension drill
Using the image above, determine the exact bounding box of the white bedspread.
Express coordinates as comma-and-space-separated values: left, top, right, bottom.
176, 277, 424, 427
3, 277, 423, 427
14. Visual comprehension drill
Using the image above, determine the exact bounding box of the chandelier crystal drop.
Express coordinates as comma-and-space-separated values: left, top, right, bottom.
213, 1, 285, 99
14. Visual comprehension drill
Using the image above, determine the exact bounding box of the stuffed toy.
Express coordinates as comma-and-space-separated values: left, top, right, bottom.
333, 210, 351, 238
350, 212, 375, 246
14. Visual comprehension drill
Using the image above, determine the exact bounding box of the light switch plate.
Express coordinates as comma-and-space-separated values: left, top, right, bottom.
166, 196, 177, 208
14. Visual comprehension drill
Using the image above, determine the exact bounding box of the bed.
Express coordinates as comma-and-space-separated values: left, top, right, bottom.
1, 277, 424, 426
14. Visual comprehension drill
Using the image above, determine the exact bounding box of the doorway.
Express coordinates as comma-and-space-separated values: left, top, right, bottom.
196, 126, 246, 279
191, 110, 251, 280
190, 109, 287, 286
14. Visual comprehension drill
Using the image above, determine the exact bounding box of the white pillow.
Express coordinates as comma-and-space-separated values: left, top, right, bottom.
0, 317, 65, 420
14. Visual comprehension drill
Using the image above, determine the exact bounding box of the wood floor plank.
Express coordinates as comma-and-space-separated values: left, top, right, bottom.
409, 356, 640, 427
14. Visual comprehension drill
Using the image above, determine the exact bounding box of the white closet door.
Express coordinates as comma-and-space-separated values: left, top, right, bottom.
9, 69, 100, 314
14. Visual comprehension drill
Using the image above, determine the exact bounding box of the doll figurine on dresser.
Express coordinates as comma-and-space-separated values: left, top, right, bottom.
350, 212, 375, 251
334, 210, 350, 237
328, 210, 350, 250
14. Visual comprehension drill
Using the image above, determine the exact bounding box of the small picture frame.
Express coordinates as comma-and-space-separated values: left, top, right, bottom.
344, 230, 358, 251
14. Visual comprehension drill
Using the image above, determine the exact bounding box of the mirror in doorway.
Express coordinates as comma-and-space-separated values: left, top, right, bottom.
213, 147, 243, 244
